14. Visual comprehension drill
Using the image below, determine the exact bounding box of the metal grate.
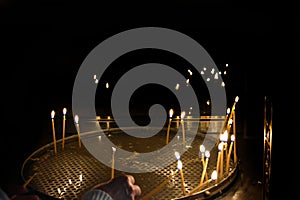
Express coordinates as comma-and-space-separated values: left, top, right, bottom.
21, 127, 236, 200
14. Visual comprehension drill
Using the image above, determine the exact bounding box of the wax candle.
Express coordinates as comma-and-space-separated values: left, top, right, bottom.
74, 115, 81, 148
166, 109, 174, 144
178, 160, 186, 195
216, 143, 223, 183
62, 108, 67, 149
51, 110, 57, 154
226, 135, 235, 174
199, 150, 210, 187
111, 147, 116, 179
180, 111, 186, 149
199, 144, 208, 181
233, 111, 237, 164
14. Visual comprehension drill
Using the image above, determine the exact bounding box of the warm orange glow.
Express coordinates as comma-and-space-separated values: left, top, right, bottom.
205, 150, 210, 158
231, 135, 235, 142
177, 160, 182, 170
211, 170, 217, 180
74, 115, 79, 124
169, 109, 174, 118
174, 151, 180, 160
51, 110, 55, 119
200, 144, 205, 154
235, 96, 239, 102
63, 108, 67, 115
226, 108, 230, 115
180, 111, 186, 120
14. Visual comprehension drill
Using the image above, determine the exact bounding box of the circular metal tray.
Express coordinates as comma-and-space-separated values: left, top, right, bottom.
21, 127, 238, 200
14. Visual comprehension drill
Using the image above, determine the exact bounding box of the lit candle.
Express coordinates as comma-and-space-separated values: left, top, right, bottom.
216, 143, 223, 183
233, 111, 237, 164
180, 111, 186, 149
166, 109, 174, 144
62, 108, 67, 149
199, 145, 208, 181
178, 160, 186, 196
79, 174, 83, 182
111, 147, 116, 179
226, 135, 235, 174
221, 108, 230, 134
223, 130, 229, 163
74, 115, 81, 148
219, 134, 224, 179
211, 170, 217, 182
51, 110, 57, 154
199, 150, 210, 187
107, 116, 110, 130
174, 151, 180, 160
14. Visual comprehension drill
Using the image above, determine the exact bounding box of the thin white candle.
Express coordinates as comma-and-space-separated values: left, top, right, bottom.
199, 150, 210, 187
181, 111, 186, 149
74, 115, 81, 148
178, 160, 186, 196
226, 135, 235, 174
62, 108, 67, 149
216, 143, 223, 183
166, 109, 174, 144
111, 147, 116, 179
51, 110, 57, 154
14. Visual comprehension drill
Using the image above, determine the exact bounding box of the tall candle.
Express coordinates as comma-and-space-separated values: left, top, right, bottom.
180, 111, 186, 150
62, 108, 67, 149
199, 145, 208, 181
226, 135, 235, 174
199, 150, 210, 187
178, 160, 186, 196
216, 143, 223, 182
51, 110, 57, 154
223, 130, 229, 163
74, 115, 81, 148
166, 109, 174, 144
233, 111, 237, 164
111, 147, 116, 179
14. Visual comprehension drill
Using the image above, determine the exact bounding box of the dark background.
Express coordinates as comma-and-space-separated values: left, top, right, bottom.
0, 0, 297, 199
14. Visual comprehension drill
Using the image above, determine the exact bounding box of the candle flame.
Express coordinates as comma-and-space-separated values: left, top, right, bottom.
228, 118, 233, 125
112, 147, 116, 152
211, 170, 218, 180
106, 82, 109, 89
180, 111, 186, 120
231, 135, 235, 142
218, 142, 223, 151
200, 144, 205, 153
205, 150, 210, 158
174, 151, 180, 160
226, 108, 230, 115
169, 109, 174, 118
235, 96, 239, 102
63, 108, 67, 115
223, 130, 228, 141
177, 160, 182, 170
51, 110, 55, 119
74, 115, 79, 124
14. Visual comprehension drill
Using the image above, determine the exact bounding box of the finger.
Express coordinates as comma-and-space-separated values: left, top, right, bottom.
131, 184, 141, 196
127, 175, 135, 185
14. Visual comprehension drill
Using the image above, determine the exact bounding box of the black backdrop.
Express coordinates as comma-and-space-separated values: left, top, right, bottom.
0, 0, 297, 199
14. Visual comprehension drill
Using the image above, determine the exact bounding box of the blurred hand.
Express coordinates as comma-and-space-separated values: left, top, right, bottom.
91, 174, 141, 200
